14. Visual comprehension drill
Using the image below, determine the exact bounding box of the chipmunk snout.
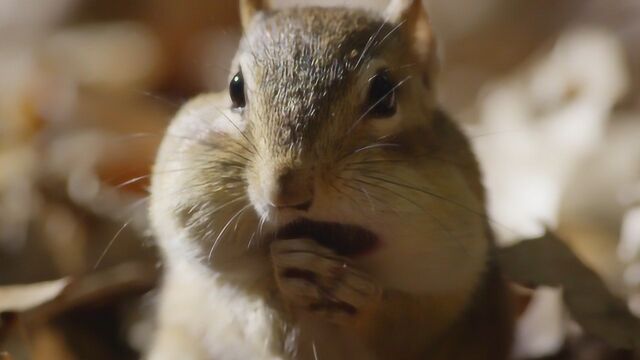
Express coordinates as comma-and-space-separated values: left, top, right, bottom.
264, 168, 314, 211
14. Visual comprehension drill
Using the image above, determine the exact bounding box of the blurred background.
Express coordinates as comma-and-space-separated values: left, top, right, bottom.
0, 0, 638, 359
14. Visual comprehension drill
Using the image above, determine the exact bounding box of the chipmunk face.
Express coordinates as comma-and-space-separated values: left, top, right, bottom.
151, 1, 488, 294
236, 7, 436, 223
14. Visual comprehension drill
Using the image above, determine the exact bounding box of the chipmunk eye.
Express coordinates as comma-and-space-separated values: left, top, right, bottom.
366, 69, 396, 118
229, 71, 246, 109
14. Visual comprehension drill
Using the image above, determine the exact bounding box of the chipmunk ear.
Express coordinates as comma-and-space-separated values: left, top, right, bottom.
384, 0, 437, 84
240, 0, 269, 30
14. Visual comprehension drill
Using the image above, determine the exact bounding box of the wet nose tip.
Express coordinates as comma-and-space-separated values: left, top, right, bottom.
268, 169, 314, 211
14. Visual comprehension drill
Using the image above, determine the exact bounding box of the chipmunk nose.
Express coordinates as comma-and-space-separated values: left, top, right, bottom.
267, 168, 314, 211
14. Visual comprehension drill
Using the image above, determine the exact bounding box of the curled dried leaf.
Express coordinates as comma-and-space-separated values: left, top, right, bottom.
0, 278, 69, 313
499, 231, 640, 350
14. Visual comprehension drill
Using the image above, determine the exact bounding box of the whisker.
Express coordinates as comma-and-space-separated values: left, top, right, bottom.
247, 231, 257, 249
312, 341, 319, 360
351, 175, 463, 252
338, 180, 382, 213
147, 162, 245, 181
94, 219, 132, 269
356, 184, 378, 212
232, 204, 251, 245
115, 174, 151, 190
338, 177, 402, 217
258, 214, 267, 237
337, 142, 401, 163
132, 89, 185, 109
351, 177, 423, 212
354, 143, 401, 154
203, 63, 233, 76
345, 153, 472, 170
355, 20, 387, 70
163, 132, 255, 162
360, 174, 520, 237
390, 62, 419, 71
208, 203, 252, 261
208, 105, 261, 158
329, 181, 361, 215
93, 196, 150, 269
108, 132, 164, 143
376, 19, 407, 50
468, 129, 529, 140
185, 197, 248, 236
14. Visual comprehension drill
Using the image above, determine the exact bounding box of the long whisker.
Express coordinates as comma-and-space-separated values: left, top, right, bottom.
161, 132, 254, 163
247, 231, 257, 249
140, 162, 245, 183
184, 196, 248, 241
93, 196, 150, 269
338, 179, 382, 213
258, 214, 268, 236
328, 181, 362, 216
339, 180, 398, 217
351, 176, 463, 252
355, 20, 388, 70
360, 174, 519, 237
354, 143, 401, 154
351, 177, 423, 212
363, 174, 480, 212
115, 174, 152, 190
208, 105, 261, 158
134, 98, 257, 160
133, 89, 185, 109
376, 19, 407, 50
312, 341, 319, 360
356, 184, 378, 212
208, 203, 252, 261
390, 62, 419, 71
345, 153, 471, 171
94, 219, 132, 269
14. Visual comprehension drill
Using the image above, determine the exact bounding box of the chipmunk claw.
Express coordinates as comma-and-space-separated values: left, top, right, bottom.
271, 238, 380, 325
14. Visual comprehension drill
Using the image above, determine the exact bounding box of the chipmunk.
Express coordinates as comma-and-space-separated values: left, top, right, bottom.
147, 0, 514, 359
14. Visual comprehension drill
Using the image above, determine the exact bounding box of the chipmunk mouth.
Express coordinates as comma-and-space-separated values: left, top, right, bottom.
275, 219, 379, 257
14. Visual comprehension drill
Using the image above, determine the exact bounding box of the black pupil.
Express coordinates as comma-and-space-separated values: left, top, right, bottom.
230, 71, 245, 109
367, 70, 396, 118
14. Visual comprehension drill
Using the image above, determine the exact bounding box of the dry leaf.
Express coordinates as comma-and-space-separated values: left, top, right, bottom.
499, 231, 640, 350
30, 325, 76, 360
0, 278, 69, 313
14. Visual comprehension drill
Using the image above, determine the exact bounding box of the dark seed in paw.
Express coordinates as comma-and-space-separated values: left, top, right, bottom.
275, 219, 379, 257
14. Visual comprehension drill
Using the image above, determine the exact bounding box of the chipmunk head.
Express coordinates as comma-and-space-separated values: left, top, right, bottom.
235, 0, 438, 223
152, 0, 487, 293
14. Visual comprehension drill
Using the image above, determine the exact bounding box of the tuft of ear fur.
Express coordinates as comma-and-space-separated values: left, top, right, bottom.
384, 0, 437, 85
240, 0, 269, 30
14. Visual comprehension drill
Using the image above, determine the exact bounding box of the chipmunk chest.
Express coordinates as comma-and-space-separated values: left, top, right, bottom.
285, 315, 375, 360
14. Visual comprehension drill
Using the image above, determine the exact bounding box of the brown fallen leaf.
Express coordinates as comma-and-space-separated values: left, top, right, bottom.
499, 231, 640, 351
0, 278, 69, 313
1, 263, 157, 359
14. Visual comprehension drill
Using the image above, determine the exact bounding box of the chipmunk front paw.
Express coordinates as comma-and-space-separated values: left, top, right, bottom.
271, 238, 381, 325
